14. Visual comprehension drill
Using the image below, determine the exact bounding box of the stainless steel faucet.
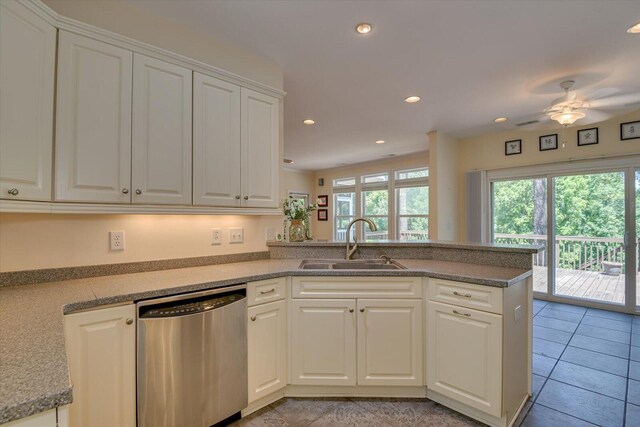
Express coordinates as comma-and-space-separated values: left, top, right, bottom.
345, 218, 377, 260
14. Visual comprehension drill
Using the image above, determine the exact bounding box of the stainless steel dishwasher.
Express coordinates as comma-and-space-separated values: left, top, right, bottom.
137, 284, 247, 427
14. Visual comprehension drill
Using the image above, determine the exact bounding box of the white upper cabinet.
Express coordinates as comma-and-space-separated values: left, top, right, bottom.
55, 31, 133, 203
241, 88, 280, 208
132, 54, 192, 205
0, 1, 55, 201
193, 73, 241, 206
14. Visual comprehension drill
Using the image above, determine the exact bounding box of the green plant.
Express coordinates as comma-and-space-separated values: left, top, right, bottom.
283, 196, 318, 221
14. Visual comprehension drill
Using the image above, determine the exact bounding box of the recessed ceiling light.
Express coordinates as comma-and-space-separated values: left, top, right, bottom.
628, 21, 640, 33
404, 96, 421, 103
355, 23, 372, 34
302, 119, 315, 125
375, 140, 385, 144
494, 117, 508, 123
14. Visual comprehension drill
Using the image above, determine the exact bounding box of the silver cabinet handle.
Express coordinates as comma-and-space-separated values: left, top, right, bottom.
260, 288, 276, 295
453, 291, 472, 298
349, 309, 354, 313
453, 310, 471, 317
235, 195, 241, 199
126, 318, 134, 325
7, 188, 19, 196
244, 196, 249, 200
122, 188, 129, 194
135, 189, 142, 195
250, 316, 256, 321
360, 308, 365, 313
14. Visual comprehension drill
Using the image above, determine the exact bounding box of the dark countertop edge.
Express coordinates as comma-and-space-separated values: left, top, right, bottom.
63, 268, 533, 315
266, 240, 544, 254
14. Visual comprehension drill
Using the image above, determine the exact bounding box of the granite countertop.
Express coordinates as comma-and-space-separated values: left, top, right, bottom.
0, 257, 532, 424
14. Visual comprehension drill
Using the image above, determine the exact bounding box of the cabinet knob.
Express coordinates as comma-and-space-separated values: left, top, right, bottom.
135, 189, 142, 195
250, 316, 257, 321
360, 308, 365, 313
235, 195, 241, 199
349, 309, 354, 313
243, 196, 249, 200
122, 188, 129, 194
126, 318, 134, 325
7, 188, 19, 196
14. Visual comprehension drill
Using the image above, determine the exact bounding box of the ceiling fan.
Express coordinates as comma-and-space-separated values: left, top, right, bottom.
514, 80, 640, 129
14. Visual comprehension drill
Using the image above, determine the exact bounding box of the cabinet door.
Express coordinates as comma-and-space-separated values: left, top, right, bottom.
65, 304, 136, 427
0, 1, 55, 201
248, 300, 287, 403
55, 31, 133, 203
240, 88, 279, 208
132, 54, 192, 205
426, 300, 502, 417
291, 299, 356, 386
357, 299, 423, 386
193, 73, 241, 206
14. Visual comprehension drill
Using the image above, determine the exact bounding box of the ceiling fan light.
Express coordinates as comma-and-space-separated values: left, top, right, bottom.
550, 110, 586, 126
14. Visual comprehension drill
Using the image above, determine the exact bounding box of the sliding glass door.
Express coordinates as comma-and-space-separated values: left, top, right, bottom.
553, 172, 626, 305
490, 159, 639, 313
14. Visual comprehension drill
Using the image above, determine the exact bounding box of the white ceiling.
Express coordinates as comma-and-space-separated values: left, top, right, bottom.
127, 0, 640, 170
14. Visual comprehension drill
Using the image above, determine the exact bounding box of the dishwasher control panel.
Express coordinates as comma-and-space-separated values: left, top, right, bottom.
139, 291, 245, 319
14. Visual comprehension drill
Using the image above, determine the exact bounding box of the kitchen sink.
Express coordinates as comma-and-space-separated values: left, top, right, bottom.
298, 259, 406, 270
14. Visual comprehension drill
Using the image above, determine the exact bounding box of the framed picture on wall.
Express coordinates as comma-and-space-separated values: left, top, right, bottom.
505, 139, 522, 156
318, 195, 328, 207
577, 127, 598, 146
317, 209, 328, 221
621, 121, 640, 141
539, 134, 558, 151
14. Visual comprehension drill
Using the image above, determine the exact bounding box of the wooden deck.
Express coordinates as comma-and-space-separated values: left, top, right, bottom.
533, 266, 630, 305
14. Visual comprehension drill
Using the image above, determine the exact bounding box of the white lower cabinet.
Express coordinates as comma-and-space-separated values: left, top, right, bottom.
290, 278, 424, 388
64, 304, 136, 427
426, 300, 502, 418
248, 299, 287, 403
290, 299, 357, 386
1, 407, 64, 427
357, 299, 423, 386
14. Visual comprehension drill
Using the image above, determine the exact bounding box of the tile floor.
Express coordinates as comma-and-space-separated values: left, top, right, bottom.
231, 300, 640, 427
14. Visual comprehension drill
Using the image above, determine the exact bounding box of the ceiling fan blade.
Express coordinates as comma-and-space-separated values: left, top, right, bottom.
579, 109, 615, 125
587, 91, 640, 110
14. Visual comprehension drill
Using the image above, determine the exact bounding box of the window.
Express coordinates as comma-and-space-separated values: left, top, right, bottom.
331, 167, 428, 241
395, 168, 429, 240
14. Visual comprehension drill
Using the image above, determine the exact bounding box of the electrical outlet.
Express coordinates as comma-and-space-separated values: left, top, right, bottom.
229, 227, 244, 243
265, 227, 275, 241
211, 228, 222, 245
110, 231, 125, 251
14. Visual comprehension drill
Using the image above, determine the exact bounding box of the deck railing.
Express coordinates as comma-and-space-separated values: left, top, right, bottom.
336, 230, 428, 241
494, 233, 629, 272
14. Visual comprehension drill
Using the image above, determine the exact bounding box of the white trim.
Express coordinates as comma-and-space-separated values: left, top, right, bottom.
26, 0, 285, 99
0, 200, 282, 215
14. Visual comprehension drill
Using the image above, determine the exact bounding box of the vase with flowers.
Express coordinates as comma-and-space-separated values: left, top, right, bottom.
283, 196, 319, 242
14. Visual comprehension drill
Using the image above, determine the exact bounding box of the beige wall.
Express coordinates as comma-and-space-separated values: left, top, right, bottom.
311, 152, 429, 240
428, 131, 459, 241
42, 0, 283, 90
457, 109, 640, 241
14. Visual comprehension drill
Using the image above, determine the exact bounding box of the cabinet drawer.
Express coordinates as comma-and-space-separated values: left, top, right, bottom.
291, 276, 422, 299
427, 278, 502, 314
247, 277, 286, 306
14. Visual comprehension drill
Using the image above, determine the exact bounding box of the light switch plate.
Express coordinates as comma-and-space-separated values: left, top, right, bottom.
265, 227, 275, 241
230, 227, 244, 243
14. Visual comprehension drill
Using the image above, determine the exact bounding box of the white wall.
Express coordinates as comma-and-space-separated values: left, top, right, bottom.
428, 131, 459, 241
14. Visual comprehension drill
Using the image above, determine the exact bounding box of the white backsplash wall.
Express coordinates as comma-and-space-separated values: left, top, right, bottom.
0, 213, 283, 272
